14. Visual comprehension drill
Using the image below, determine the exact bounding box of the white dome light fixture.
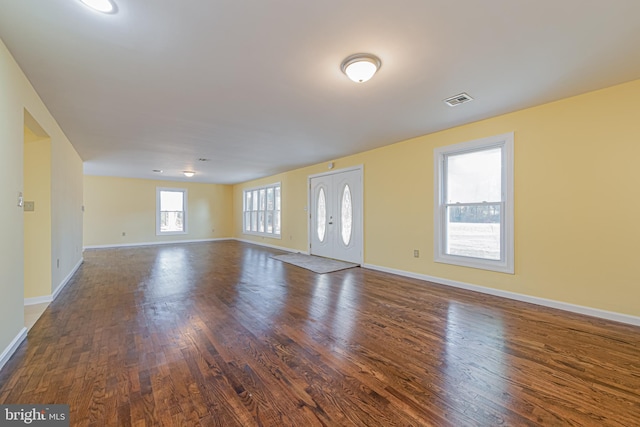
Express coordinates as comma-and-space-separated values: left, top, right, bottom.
341, 53, 381, 83
183, 171, 195, 178
80, 0, 117, 14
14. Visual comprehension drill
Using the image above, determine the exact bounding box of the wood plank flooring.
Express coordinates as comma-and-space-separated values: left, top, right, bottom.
1, 241, 639, 426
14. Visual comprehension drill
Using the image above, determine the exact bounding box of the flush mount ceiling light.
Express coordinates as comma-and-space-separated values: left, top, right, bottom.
183, 171, 195, 178
340, 53, 381, 83
79, 0, 117, 14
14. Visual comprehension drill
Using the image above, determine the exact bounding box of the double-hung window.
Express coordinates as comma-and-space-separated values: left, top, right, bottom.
243, 183, 281, 238
434, 133, 514, 273
156, 187, 188, 235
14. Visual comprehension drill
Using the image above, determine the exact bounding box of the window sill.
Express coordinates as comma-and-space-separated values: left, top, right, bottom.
242, 231, 282, 240
434, 254, 514, 274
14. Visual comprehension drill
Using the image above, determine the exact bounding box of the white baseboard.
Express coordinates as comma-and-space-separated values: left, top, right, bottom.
52, 257, 84, 300
84, 237, 230, 250
364, 263, 640, 327
24, 295, 53, 306
233, 238, 308, 254
0, 327, 27, 372
24, 257, 84, 305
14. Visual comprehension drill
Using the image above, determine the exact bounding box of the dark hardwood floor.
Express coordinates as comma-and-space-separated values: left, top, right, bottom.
1, 241, 639, 426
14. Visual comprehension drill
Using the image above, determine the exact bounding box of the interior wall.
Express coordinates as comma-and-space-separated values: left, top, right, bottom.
0, 37, 83, 357
51, 128, 83, 294
23, 126, 52, 299
83, 176, 233, 247
234, 78, 640, 318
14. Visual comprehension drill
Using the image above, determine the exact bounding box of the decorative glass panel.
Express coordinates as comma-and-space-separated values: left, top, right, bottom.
341, 184, 353, 246
317, 188, 326, 242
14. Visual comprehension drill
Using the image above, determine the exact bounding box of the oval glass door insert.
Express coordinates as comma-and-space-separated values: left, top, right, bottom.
317, 187, 327, 242
341, 184, 353, 245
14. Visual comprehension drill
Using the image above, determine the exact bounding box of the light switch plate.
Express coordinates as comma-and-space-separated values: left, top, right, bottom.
24, 201, 35, 212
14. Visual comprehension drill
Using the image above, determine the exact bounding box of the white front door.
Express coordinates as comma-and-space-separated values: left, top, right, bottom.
309, 168, 362, 264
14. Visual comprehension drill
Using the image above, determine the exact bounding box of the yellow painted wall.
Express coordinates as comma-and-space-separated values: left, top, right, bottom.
83, 176, 233, 247
234, 78, 640, 317
0, 37, 83, 356
23, 127, 52, 299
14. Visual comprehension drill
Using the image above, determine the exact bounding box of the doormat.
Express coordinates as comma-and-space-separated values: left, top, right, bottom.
271, 253, 359, 274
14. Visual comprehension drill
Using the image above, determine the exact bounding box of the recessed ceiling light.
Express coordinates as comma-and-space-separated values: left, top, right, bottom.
341, 53, 381, 83
183, 171, 195, 178
152, 169, 163, 173
198, 158, 210, 162
79, 0, 117, 14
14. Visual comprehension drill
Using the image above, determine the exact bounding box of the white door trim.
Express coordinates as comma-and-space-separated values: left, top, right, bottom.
307, 165, 364, 265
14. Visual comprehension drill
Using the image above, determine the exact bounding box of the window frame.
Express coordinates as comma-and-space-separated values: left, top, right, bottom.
434, 133, 514, 274
156, 187, 188, 236
242, 182, 281, 239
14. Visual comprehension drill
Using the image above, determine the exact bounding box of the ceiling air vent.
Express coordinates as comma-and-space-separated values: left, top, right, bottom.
444, 92, 474, 107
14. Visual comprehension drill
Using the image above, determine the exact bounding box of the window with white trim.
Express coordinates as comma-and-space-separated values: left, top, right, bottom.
156, 188, 188, 235
243, 183, 281, 238
434, 133, 514, 273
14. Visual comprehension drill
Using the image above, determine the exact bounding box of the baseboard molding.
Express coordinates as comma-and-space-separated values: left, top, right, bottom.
84, 237, 230, 250
364, 263, 640, 327
52, 257, 84, 300
0, 327, 27, 372
233, 238, 308, 254
24, 257, 84, 306
24, 295, 53, 306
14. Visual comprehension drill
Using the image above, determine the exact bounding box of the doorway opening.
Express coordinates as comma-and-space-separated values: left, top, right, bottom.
23, 109, 52, 329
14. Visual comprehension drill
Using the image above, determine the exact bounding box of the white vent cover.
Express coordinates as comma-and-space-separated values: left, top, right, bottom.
444, 92, 474, 107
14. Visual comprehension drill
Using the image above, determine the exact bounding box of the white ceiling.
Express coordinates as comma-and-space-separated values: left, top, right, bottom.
2, 0, 640, 184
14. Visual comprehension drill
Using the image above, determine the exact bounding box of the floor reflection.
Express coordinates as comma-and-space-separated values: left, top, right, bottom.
147, 245, 196, 300
304, 271, 358, 347
443, 302, 508, 423
233, 248, 287, 334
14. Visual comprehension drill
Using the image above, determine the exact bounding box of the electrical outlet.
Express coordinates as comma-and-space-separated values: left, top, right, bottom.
414, 249, 419, 258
